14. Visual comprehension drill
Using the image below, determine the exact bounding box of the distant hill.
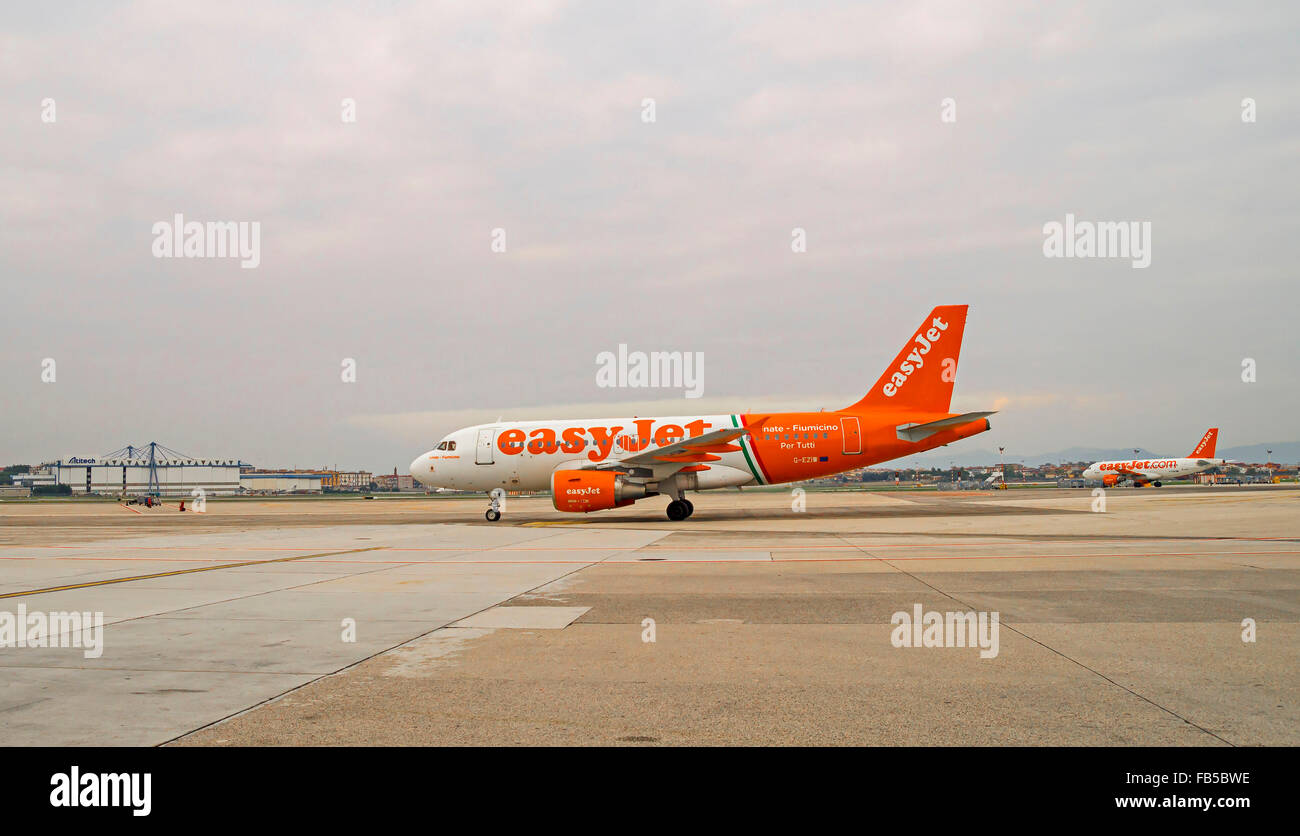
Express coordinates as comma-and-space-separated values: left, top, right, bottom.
901, 441, 1300, 468
1218, 442, 1300, 465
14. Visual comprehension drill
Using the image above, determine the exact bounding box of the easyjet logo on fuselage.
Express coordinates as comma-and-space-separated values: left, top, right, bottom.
883, 315, 949, 398
498, 419, 714, 462
1099, 460, 1180, 471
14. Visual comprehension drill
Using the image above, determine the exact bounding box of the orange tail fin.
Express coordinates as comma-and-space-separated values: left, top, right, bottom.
1189, 428, 1218, 458
846, 305, 969, 413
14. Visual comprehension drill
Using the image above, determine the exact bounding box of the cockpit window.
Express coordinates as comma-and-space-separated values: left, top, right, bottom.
447, 441, 456, 451
436, 441, 448, 451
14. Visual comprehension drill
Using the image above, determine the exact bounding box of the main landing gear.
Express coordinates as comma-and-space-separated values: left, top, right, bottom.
666, 498, 694, 521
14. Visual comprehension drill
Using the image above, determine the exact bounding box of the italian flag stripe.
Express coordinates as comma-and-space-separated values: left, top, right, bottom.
731, 414, 766, 485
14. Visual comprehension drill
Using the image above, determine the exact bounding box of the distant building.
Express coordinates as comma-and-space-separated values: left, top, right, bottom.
53, 443, 241, 496
239, 470, 328, 493
7, 467, 57, 489
332, 471, 373, 491
374, 474, 416, 491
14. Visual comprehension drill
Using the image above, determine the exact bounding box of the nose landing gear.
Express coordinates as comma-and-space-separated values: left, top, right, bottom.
486, 489, 503, 522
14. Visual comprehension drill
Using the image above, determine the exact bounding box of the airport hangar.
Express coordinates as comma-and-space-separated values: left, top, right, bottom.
45, 442, 338, 496
53, 443, 242, 496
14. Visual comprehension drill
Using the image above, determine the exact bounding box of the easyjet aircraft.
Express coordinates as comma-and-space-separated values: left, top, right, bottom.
410, 305, 995, 521
1081, 428, 1228, 487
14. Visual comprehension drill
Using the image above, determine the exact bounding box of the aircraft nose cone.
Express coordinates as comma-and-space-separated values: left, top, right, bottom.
409, 454, 426, 483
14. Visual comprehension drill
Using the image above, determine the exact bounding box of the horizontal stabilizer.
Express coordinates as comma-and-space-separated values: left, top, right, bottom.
896, 411, 996, 444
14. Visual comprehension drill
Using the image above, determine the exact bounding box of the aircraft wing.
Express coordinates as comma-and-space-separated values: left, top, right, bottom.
1112, 466, 1152, 484
585, 416, 768, 477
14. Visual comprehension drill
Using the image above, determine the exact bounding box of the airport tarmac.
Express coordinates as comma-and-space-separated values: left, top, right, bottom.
1, 487, 1297, 746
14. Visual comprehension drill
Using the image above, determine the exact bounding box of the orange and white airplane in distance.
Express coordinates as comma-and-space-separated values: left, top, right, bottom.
410, 305, 995, 521
1081, 428, 1230, 487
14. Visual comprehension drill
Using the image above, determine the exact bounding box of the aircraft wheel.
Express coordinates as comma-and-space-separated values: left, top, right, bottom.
1153, 481, 1162, 487
666, 500, 689, 521
683, 499, 694, 518
485, 509, 501, 522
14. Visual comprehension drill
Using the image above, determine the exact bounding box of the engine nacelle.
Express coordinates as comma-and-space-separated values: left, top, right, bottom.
1101, 474, 1120, 487
551, 469, 650, 513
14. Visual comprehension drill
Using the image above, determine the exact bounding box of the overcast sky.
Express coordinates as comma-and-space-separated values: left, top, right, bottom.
2, 0, 1297, 471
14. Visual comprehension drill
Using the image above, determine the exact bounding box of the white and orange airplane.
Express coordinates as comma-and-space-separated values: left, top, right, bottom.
1081, 428, 1229, 487
410, 305, 995, 521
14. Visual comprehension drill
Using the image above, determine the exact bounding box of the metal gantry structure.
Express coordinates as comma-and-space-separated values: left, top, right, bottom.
100, 442, 195, 496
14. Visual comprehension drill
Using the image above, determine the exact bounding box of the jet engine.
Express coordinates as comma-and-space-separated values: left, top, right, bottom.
551, 469, 651, 513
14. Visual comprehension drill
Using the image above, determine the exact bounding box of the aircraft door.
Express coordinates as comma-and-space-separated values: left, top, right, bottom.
475, 429, 496, 465
841, 417, 862, 455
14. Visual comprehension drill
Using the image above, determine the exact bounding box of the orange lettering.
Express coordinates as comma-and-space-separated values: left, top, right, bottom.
622, 418, 654, 452
587, 426, 623, 462
498, 429, 525, 455
528, 428, 555, 454
654, 424, 684, 446
560, 426, 586, 453
684, 419, 712, 437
